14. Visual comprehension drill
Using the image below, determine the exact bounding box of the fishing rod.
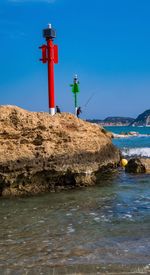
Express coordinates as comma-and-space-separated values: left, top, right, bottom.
82, 92, 96, 110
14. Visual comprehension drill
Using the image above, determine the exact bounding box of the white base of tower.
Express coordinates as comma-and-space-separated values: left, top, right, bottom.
49, 108, 55, 115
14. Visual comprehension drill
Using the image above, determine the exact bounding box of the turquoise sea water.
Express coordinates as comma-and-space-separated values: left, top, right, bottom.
105, 126, 150, 158
0, 126, 149, 274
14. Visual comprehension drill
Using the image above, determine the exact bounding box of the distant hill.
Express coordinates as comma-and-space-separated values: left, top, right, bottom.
130, 109, 150, 126
88, 117, 134, 126
103, 117, 134, 124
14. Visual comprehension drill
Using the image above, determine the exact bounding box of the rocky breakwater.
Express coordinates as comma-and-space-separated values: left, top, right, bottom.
0, 106, 120, 197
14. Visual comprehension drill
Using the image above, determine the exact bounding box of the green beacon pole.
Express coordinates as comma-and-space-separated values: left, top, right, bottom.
70, 74, 80, 116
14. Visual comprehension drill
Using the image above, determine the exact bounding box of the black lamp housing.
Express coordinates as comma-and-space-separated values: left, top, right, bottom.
43, 27, 56, 40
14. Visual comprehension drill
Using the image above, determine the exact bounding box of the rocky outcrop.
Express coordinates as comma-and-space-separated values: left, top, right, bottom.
141, 158, 150, 173
112, 131, 140, 138
125, 158, 146, 173
125, 158, 150, 173
0, 106, 120, 197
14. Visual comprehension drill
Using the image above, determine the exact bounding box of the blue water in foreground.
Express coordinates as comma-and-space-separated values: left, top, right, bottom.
0, 126, 149, 274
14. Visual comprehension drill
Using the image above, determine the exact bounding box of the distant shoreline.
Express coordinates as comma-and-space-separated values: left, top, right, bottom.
87, 109, 150, 127
101, 124, 133, 127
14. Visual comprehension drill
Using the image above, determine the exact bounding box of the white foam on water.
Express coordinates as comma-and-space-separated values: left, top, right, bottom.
93, 217, 100, 222
67, 225, 75, 234
89, 212, 97, 216
122, 147, 150, 157
66, 213, 72, 216
113, 133, 150, 139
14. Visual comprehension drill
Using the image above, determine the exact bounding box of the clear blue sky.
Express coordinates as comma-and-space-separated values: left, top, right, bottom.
0, 0, 150, 119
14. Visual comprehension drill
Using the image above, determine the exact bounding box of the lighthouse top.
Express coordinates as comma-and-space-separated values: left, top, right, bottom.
43, 23, 56, 40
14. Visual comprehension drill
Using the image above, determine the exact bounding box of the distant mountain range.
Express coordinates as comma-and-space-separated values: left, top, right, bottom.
88, 109, 150, 126
88, 117, 134, 126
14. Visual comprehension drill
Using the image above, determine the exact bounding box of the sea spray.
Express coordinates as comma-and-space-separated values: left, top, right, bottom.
122, 147, 150, 158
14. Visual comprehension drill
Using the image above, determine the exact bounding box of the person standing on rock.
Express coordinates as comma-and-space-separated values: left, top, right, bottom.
77, 107, 82, 118
56, 105, 61, 113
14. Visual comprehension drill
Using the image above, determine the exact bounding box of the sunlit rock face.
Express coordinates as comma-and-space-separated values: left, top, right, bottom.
0, 106, 120, 197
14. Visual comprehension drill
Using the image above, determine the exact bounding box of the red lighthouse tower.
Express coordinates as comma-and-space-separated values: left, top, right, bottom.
39, 24, 58, 115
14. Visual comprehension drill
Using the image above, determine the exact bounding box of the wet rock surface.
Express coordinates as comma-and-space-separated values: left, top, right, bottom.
125, 158, 146, 173
0, 105, 120, 197
125, 158, 150, 173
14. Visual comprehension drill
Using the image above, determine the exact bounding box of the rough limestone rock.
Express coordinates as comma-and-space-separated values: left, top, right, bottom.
125, 158, 148, 173
140, 158, 150, 173
0, 105, 120, 197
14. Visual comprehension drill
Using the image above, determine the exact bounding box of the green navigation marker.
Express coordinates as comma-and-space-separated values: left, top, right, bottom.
70, 74, 80, 116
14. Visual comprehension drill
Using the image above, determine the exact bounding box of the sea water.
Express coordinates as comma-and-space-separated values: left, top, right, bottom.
0, 127, 149, 274
106, 126, 150, 158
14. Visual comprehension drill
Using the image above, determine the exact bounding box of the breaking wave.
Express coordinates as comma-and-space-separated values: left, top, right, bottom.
122, 147, 150, 158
